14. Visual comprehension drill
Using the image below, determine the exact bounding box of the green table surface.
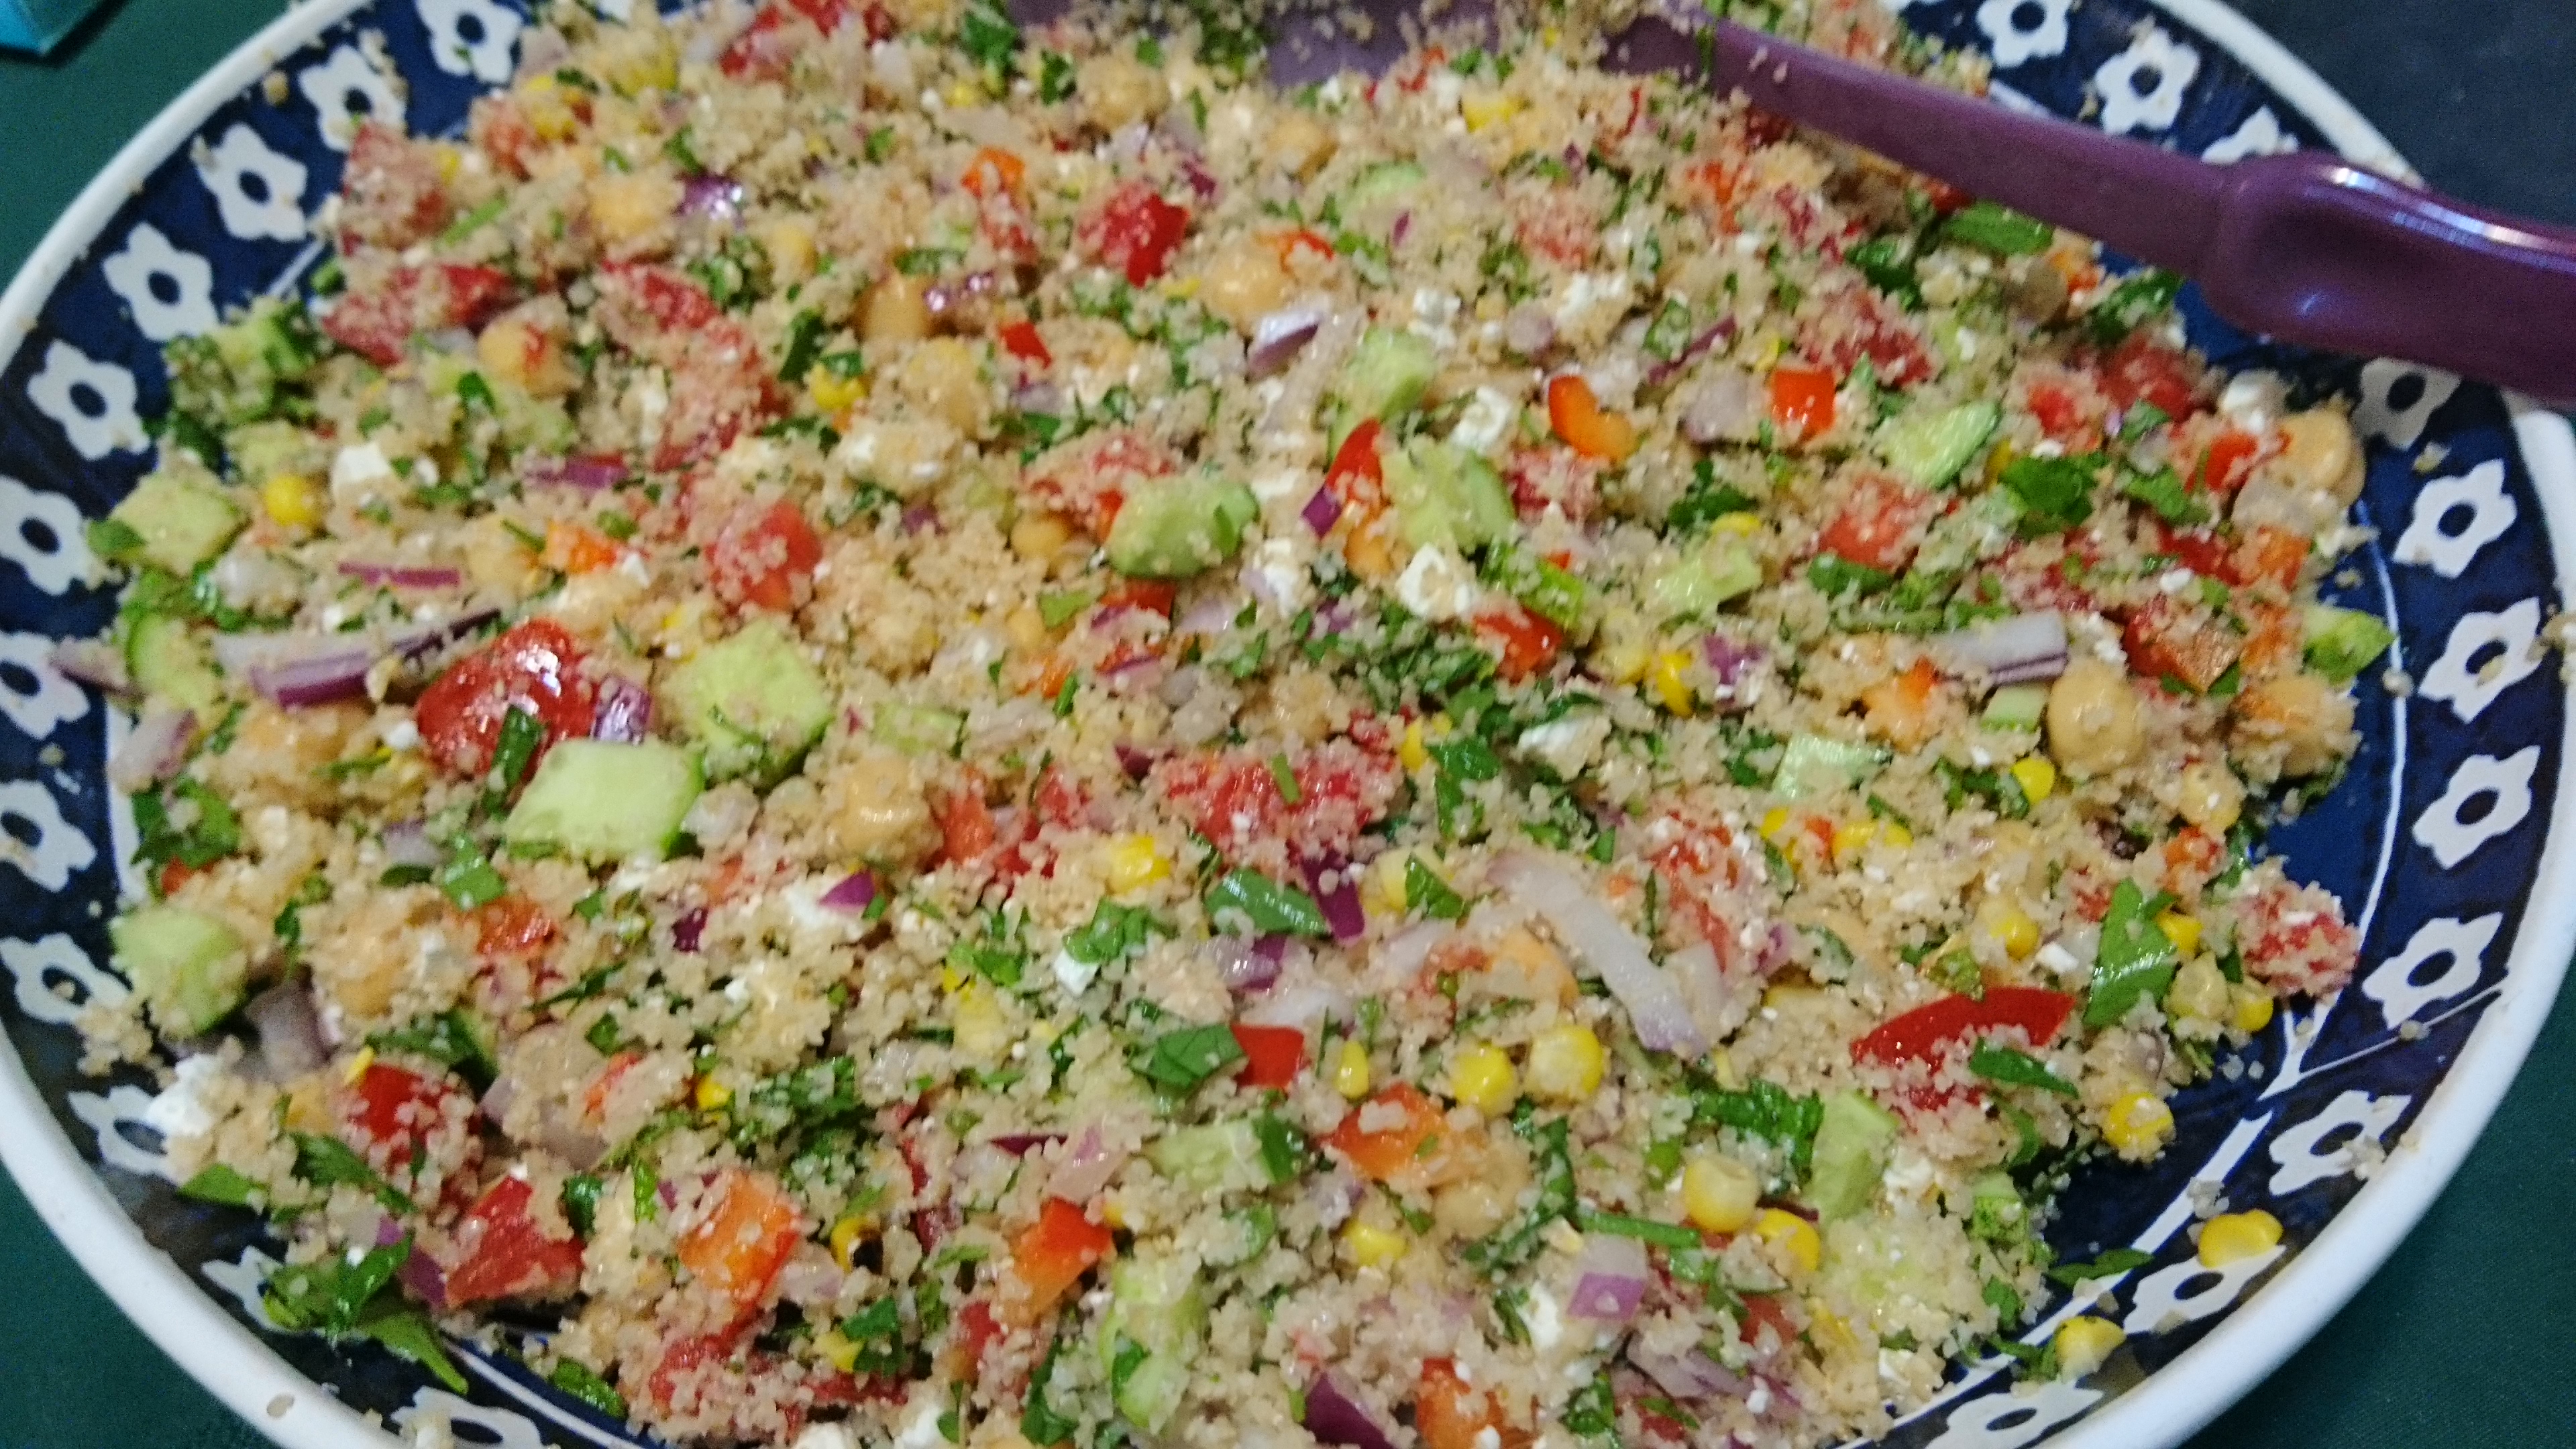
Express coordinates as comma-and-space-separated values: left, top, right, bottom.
4, 2, 2572, 1446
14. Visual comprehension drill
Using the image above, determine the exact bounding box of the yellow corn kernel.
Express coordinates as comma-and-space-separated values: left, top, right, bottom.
1525, 1023, 1606, 1102
2167, 955, 2231, 1023
2156, 911, 2203, 957
341, 1044, 376, 1085
2232, 986, 2275, 1035
1461, 91, 1523, 132
954, 981, 1010, 1059
1343, 1218, 1408, 1270
2053, 1316, 2126, 1379
808, 368, 867, 416
1594, 610, 1653, 686
1332, 1039, 1373, 1100
829, 1214, 870, 1269
1760, 806, 1794, 843
1650, 649, 1697, 714
1105, 834, 1172, 894
2010, 756, 2057, 804
1446, 1044, 1518, 1116
2102, 1089, 2176, 1157
1807, 1307, 1861, 1354
1099, 1196, 1128, 1230
941, 964, 967, 994
1754, 1208, 1822, 1275
1363, 850, 1411, 914
433, 144, 465, 184
1681, 1153, 1760, 1234
519, 76, 582, 143
694, 1075, 733, 1111
1830, 820, 1878, 865
1878, 821, 1913, 850
945, 79, 983, 108
1159, 276, 1201, 301
814, 1328, 861, 1374
1711, 511, 1762, 535
1989, 904, 2041, 961
262, 472, 323, 529
2197, 1209, 2283, 1268
1399, 718, 1430, 772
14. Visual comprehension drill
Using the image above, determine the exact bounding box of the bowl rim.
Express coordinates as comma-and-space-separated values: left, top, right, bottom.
1, 3, 2569, 1448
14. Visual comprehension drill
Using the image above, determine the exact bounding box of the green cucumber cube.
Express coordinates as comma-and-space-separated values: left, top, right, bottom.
1106, 473, 1259, 578
104, 471, 244, 576
1878, 399, 2000, 490
2302, 604, 2395, 683
663, 619, 835, 785
503, 741, 702, 863
1806, 1089, 1899, 1221
110, 905, 249, 1036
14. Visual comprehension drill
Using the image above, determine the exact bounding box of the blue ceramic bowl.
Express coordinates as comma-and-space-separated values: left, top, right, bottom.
1, 3, 2569, 1446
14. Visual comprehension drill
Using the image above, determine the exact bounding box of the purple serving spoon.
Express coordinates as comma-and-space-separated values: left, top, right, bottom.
1627, 19, 2576, 409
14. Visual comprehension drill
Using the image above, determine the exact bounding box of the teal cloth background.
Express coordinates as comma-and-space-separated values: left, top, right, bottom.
2, 2, 2569, 1446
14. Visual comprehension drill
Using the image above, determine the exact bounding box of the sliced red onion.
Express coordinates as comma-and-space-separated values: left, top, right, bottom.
1935, 612, 2069, 684
108, 706, 196, 793
246, 981, 327, 1080
212, 633, 380, 709
1180, 155, 1220, 203
50, 637, 131, 694
1389, 211, 1413, 248
680, 174, 744, 221
1239, 977, 1350, 1031
1303, 1373, 1398, 1449
1248, 306, 1326, 378
590, 676, 653, 743
1701, 633, 1768, 692
1114, 743, 1159, 781
777, 1249, 847, 1307
1568, 1232, 1651, 1322
1369, 920, 1456, 992
337, 561, 464, 590
658, 1179, 680, 1212
524, 453, 629, 491
1629, 1344, 1747, 1401
1681, 367, 1762, 445
991, 1132, 1064, 1157
673, 907, 707, 953
376, 1217, 449, 1309
1211, 934, 1287, 993
1300, 484, 1344, 535
1172, 596, 1234, 637
1646, 319, 1740, 389
1046, 1126, 1129, 1202
386, 607, 503, 659
924, 270, 1001, 324
1503, 303, 1557, 358
1300, 855, 1365, 944
1490, 853, 1709, 1058
1668, 938, 1755, 1047
1011, 380, 1067, 416
382, 819, 442, 870
819, 870, 879, 912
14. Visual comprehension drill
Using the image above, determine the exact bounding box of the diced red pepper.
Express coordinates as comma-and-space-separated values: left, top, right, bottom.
414, 619, 595, 779
1231, 1024, 1307, 1090
678, 1169, 803, 1313
1417, 1358, 1521, 1449
706, 500, 824, 613
999, 319, 1052, 367
2028, 382, 2086, 441
1325, 418, 1389, 519
1767, 364, 1838, 442
1739, 1291, 1800, 1347
443, 1175, 586, 1305
2124, 594, 2243, 692
1008, 1197, 1115, 1322
2233, 525, 2308, 589
1098, 579, 1177, 619
934, 771, 1002, 865
1266, 228, 1336, 266
2195, 428, 2263, 494
1474, 604, 1565, 682
473, 894, 557, 957
1323, 1083, 1452, 1183
719, 0, 892, 78
2100, 332, 2203, 421
1851, 987, 2077, 1067
1081, 182, 1191, 286
960, 147, 1027, 200
1546, 374, 1638, 464
1817, 471, 1942, 573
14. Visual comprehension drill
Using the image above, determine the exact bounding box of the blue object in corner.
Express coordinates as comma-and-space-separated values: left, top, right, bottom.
0, 0, 109, 54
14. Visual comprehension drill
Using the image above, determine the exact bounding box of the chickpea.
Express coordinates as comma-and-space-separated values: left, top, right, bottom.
1268, 109, 1336, 180
862, 272, 933, 344
1199, 238, 1294, 334
2175, 759, 2245, 833
825, 747, 938, 863
756, 216, 818, 284
1002, 603, 1053, 656
584, 168, 682, 253
2231, 672, 2356, 778
2167, 955, 2232, 1024
2045, 656, 2144, 776
895, 337, 994, 437
1009, 509, 1076, 564
2273, 408, 2365, 506
477, 311, 578, 398
1079, 53, 1167, 133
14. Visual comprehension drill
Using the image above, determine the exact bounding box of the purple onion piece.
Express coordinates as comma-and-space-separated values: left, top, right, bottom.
1303, 1375, 1398, 1449
680, 174, 744, 221
1389, 210, 1413, 248
1645, 317, 1741, 389
337, 561, 466, 590
1681, 367, 1761, 445
1011, 380, 1067, 417
1301, 485, 1344, 536
1212, 934, 1285, 993
1503, 303, 1557, 359
1300, 855, 1366, 945
673, 907, 707, 953
1936, 612, 2070, 683
1629, 1345, 1746, 1402
523, 454, 629, 491
1988, 653, 2072, 686
1700, 632, 1768, 688
1570, 1271, 1649, 1321
1115, 743, 1158, 780
388, 608, 504, 659
382, 820, 442, 870
819, 870, 879, 912
902, 503, 941, 535
108, 706, 197, 793
207, 634, 384, 710
245, 981, 327, 1079
989, 1132, 1063, 1157
376, 1216, 449, 1309
658, 1179, 680, 1211
50, 637, 131, 694
590, 676, 654, 743
1247, 306, 1326, 378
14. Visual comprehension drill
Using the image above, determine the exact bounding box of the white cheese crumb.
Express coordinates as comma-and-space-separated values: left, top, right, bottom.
1394, 543, 1479, 622
1449, 386, 1517, 454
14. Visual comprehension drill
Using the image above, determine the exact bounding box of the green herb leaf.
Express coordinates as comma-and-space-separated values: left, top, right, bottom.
2118, 465, 2208, 525
1064, 900, 1162, 965
1404, 858, 1468, 921
1574, 1209, 1701, 1250
2084, 880, 2180, 1028
1967, 1040, 2078, 1096
2047, 1246, 2155, 1285
288, 1132, 416, 1214
367, 1009, 500, 1089
176, 1163, 263, 1208
2088, 268, 2184, 345
1205, 869, 1330, 938
1132, 1022, 1246, 1092
1688, 1077, 1827, 1179
548, 1359, 629, 1419
1998, 454, 2098, 535
1463, 1118, 1573, 1274
1942, 201, 2053, 256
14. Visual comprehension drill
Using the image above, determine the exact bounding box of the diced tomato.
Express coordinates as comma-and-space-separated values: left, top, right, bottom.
1081, 182, 1191, 286
343, 1062, 468, 1178
961, 147, 1026, 200
1098, 579, 1177, 619
597, 262, 720, 339
541, 520, 622, 575
339, 123, 451, 251
1008, 1197, 1115, 1321
1266, 228, 1336, 266
1416, 1358, 1520, 1449
1232, 1024, 1307, 1089
678, 1169, 803, 1314
2236, 875, 2361, 997
1768, 364, 1838, 442
646, 1334, 734, 1414
1323, 1083, 1452, 1183
1741, 105, 1794, 148
2124, 594, 2243, 692
1817, 471, 1942, 572
999, 319, 1052, 367
1807, 286, 1933, 388
156, 860, 199, 897
2233, 525, 2308, 589
718, 0, 893, 78
2195, 428, 2263, 494
415, 619, 594, 778
2029, 382, 2085, 441
474, 894, 557, 957
1739, 1291, 1800, 1348
1546, 374, 1638, 464
934, 771, 1002, 865
945, 1299, 1005, 1380
322, 264, 515, 367
1156, 741, 1401, 866
1474, 604, 1565, 682
443, 1175, 586, 1305
2155, 523, 2237, 582
2160, 826, 2224, 897
1515, 190, 1598, 268
1026, 428, 1175, 538
1325, 418, 1388, 519
1921, 178, 1974, 215
707, 500, 823, 612
2100, 332, 2203, 421
1850, 987, 2077, 1067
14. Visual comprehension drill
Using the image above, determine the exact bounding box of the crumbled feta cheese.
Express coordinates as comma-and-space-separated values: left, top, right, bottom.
1053, 947, 1099, 995
1516, 714, 1608, 777
329, 442, 396, 502
1450, 386, 1516, 454
1523, 1285, 1564, 1349
1395, 543, 1479, 622
1250, 535, 1314, 614
384, 718, 421, 753
2160, 568, 2198, 594
144, 1053, 227, 1139
2036, 941, 2084, 979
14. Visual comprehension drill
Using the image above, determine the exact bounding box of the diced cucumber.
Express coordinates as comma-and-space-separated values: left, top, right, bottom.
125, 613, 227, 716
1805, 1089, 1898, 1220
875, 701, 964, 756
1386, 439, 1513, 554
2302, 604, 2395, 683
1344, 160, 1428, 215
1878, 399, 2000, 490
1647, 536, 1762, 618
166, 297, 321, 427
1144, 1119, 1273, 1192
1964, 1170, 2026, 1242
1333, 327, 1439, 425
1772, 733, 1890, 800
502, 740, 702, 863
1911, 489, 2019, 578
425, 355, 577, 453
1097, 1256, 1206, 1434
103, 471, 244, 576
1981, 683, 2050, 732
109, 905, 249, 1036
223, 421, 326, 488
1106, 472, 1260, 578
663, 619, 835, 786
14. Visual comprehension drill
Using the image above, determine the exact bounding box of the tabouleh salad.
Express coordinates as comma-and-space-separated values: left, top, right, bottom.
66, 1, 2392, 1446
